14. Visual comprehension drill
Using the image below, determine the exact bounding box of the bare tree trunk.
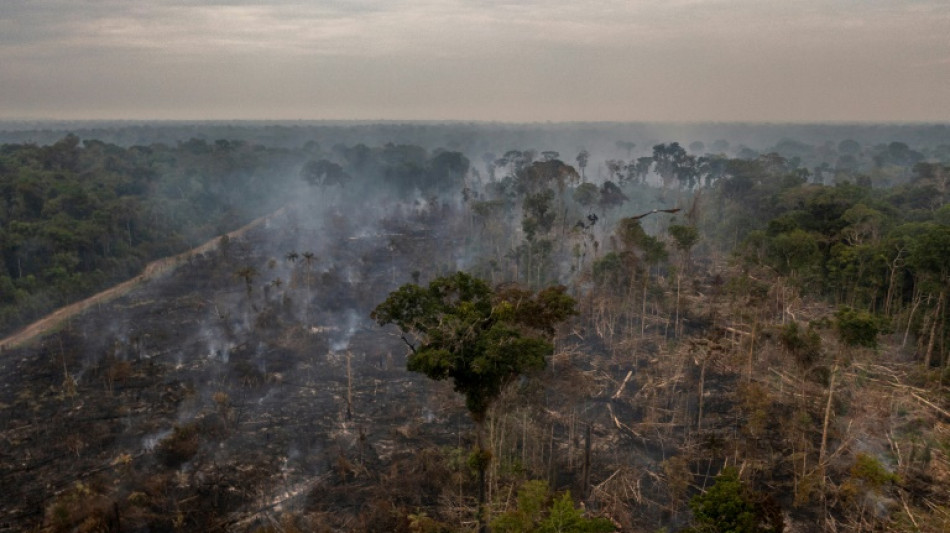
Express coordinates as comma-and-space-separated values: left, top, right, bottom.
582, 424, 592, 502
819, 363, 838, 488
568, 409, 575, 470
522, 410, 528, 468
924, 291, 944, 369
904, 289, 924, 348
747, 314, 758, 384
345, 351, 353, 420
697, 355, 707, 431
675, 273, 682, 338
641, 281, 648, 337
884, 247, 905, 317
476, 420, 489, 533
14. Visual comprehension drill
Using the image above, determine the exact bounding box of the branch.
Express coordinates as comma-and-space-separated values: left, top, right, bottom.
911, 393, 950, 420
400, 335, 417, 354
613, 370, 633, 399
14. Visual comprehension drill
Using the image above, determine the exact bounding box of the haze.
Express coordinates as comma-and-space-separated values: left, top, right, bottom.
1, 0, 948, 122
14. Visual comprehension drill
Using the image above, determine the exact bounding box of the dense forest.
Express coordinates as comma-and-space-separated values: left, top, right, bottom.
0, 123, 948, 532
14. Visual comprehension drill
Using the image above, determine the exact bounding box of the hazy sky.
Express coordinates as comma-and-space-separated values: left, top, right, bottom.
1, 0, 948, 122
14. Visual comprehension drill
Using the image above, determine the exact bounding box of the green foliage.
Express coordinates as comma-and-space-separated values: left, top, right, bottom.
468, 449, 494, 472
371, 272, 577, 422
573, 183, 599, 208
300, 158, 350, 187
617, 218, 667, 264
849, 453, 898, 489
0, 136, 473, 337
598, 181, 628, 210
523, 189, 557, 239
669, 224, 700, 251
779, 321, 822, 370
591, 252, 626, 287
766, 229, 820, 277
688, 467, 779, 533
492, 480, 615, 533
0, 136, 300, 336
518, 159, 579, 195
907, 223, 950, 280
835, 307, 880, 348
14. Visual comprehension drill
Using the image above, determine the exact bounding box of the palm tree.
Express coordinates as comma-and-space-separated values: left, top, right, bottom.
234, 266, 258, 298
301, 252, 316, 292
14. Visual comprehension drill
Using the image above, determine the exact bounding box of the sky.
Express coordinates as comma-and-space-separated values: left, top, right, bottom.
1, 0, 948, 122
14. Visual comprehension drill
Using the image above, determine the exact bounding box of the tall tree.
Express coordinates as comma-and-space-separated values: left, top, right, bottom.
371, 272, 577, 531
616, 141, 636, 158
575, 150, 590, 182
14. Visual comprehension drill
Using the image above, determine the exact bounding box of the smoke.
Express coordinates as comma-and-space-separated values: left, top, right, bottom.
329, 309, 362, 354
142, 429, 173, 452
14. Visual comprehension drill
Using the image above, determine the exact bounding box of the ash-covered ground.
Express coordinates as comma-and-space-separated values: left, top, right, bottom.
0, 194, 494, 530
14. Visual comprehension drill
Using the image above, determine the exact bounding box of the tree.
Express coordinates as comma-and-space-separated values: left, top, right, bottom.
371, 272, 577, 531
598, 181, 628, 212
835, 307, 880, 349
766, 229, 820, 278
575, 150, 590, 182
492, 480, 614, 533
518, 160, 579, 196
371, 272, 576, 422
633, 156, 653, 183
426, 150, 471, 193
616, 141, 635, 158
234, 265, 258, 298
301, 251, 316, 288
906, 224, 950, 367
573, 183, 599, 210
300, 158, 350, 187
688, 467, 780, 533
669, 224, 700, 272
652, 142, 697, 189
605, 160, 625, 182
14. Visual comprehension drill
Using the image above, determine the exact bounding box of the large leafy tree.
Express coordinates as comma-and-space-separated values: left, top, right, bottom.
371, 272, 576, 532
371, 271, 576, 423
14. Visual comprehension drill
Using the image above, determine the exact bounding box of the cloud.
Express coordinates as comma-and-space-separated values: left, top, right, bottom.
0, 0, 948, 120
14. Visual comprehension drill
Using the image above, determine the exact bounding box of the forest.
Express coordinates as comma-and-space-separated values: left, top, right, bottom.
0, 122, 948, 532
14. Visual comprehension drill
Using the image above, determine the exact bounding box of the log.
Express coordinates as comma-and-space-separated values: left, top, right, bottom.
612, 370, 633, 399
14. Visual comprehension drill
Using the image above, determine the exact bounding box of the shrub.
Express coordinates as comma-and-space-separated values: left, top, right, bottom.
688, 467, 781, 533
835, 307, 880, 348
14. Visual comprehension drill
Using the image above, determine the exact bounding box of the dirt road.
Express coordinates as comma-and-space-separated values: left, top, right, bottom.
0, 206, 287, 350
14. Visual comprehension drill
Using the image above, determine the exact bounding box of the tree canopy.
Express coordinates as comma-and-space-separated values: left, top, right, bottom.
370, 271, 577, 422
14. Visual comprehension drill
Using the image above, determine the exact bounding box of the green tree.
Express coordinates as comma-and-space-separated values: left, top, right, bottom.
575, 150, 589, 182
766, 229, 820, 278
492, 480, 614, 533
669, 224, 700, 272
573, 183, 599, 211
300, 158, 350, 187
835, 307, 880, 349
688, 467, 780, 533
371, 272, 577, 531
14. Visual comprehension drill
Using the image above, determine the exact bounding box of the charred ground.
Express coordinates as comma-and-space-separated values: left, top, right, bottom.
1, 126, 949, 532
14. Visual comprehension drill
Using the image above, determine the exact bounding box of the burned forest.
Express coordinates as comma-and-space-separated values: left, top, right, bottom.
1, 123, 949, 532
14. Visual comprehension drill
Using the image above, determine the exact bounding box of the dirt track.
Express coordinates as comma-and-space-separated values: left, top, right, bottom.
0, 206, 287, 350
